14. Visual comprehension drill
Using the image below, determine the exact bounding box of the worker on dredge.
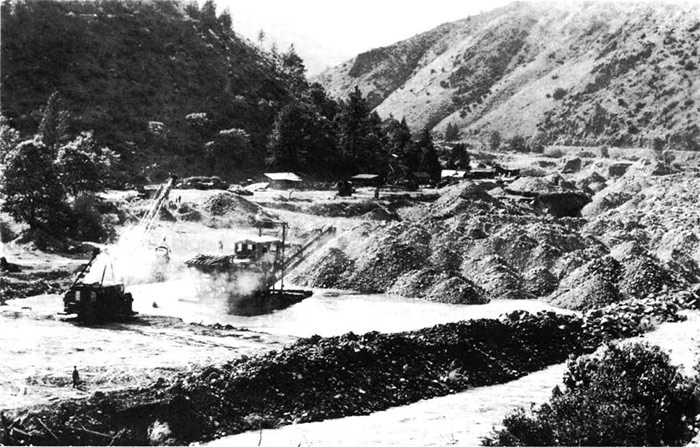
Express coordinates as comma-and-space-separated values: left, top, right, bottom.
72, 366, 80, 388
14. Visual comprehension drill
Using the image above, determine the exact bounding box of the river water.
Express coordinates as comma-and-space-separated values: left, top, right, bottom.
129, 279, 573, 337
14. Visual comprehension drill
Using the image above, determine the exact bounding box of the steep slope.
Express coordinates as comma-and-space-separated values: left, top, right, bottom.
316, 2, 700, 149
1, 0, 298, 181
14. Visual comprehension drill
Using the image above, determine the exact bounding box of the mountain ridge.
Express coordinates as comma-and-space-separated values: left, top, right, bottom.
315, 1, 700, 149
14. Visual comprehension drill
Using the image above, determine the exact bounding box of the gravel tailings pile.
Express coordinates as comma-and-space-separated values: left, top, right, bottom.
291, 182, 605, 303
6, 292, 696, 446
202, 193, 261, 216
584, 173, 700, 283
293, 177, 695, 310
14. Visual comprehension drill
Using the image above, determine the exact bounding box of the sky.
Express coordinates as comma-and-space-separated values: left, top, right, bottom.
216, 0, 700, 76
216, 0, 514, 75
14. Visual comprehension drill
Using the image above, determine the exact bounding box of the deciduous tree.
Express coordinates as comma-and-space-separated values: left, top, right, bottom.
1, 138, 69, 232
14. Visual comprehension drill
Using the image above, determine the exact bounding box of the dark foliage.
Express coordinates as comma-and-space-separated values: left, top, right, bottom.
415, 128, 441, 183
483, 343, 698, 446
1, 0, 297, 181
444, 122, 460, 141
1, 138, 71, 233
447, 143, 470, 170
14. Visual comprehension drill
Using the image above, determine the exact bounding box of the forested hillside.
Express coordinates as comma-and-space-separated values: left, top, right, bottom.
316, 2, 700, 150
1, 0, 304, 182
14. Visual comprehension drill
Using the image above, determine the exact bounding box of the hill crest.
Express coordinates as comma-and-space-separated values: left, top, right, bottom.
315, 1, 700, 149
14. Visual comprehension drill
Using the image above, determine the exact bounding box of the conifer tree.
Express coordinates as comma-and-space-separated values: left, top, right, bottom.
447, 143, 470, 170
416, 127, 441, 183
336, 87, 383, 174
444, 122, 460, 141
37, 91, 70, 151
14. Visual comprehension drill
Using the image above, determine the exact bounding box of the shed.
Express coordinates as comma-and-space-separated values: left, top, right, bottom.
264, 172, 303, 189
441, 169, 467, 180
350, 173, 382, 187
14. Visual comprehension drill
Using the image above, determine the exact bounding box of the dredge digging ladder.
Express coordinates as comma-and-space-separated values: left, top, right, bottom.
265, 225, 337, 291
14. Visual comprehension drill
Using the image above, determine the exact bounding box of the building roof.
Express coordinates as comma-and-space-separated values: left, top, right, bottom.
350, 174, 380, 180
441, 169, 467, 178
264, 172, 302, 182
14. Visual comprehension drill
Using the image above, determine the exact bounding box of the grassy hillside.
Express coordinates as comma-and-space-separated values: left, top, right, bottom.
1, 0, 298, 182
315, 2, 700, 149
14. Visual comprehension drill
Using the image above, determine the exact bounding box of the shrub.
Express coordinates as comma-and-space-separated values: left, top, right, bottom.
552, 87, 567, 100
506, 135, 527, 153
483, 343, 698, 446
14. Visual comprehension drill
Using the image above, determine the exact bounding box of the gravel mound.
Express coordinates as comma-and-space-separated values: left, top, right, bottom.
548, 256, 622, 311
389, 269, 488, 304
547, 251, 688, 311
202, 192, 261, 216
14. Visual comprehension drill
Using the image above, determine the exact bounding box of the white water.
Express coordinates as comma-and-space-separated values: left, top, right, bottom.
128, 279, 573, 337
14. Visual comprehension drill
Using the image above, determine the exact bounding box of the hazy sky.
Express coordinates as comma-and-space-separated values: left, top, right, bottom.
215, 0, 700, 76
216, 0, 513, 75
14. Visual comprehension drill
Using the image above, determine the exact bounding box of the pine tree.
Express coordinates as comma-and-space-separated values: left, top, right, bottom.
336, 86, 373, 174
447, 143, 470, 170
267, 101, 336, 174
445, 122, 460, 141
383, 117, 414, 181
489, 130, 502, 151
282, 44, 308, 93
200, 0, 217, 29
37, 91, 70, 151
416, 127, 441, 183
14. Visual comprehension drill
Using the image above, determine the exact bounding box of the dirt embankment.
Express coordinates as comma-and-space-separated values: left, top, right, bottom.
5, 291, 695, 446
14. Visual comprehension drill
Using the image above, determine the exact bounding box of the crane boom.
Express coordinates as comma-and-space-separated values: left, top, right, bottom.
139, 176, 177, 243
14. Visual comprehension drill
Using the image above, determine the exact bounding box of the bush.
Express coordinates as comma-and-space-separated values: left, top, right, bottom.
552, 88, 567, 100
506, 135, 527, 153
483, 343, 698, 446
69, 194, 117, 242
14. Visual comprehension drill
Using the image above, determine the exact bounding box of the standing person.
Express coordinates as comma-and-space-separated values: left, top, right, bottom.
218, 239, 224, 252
72, 366, 80, 388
